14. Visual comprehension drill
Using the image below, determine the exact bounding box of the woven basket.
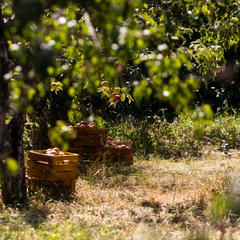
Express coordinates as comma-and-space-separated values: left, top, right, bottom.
113, 137, 133, 148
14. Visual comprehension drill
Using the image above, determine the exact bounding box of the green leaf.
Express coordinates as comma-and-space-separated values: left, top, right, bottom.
27, 88, 36, 100
68, 87, 76, 97
97, 87, 103, 93
6, 158, 19, 176
121, 93, 126, 102
57, 81, 63, 86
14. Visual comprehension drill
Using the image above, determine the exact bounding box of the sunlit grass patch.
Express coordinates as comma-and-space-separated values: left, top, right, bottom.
2, 113, 240, 239
1, 154, 240, 239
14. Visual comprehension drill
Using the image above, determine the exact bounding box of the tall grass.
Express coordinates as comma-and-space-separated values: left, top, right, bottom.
2, 111, 240, 239
106, 111, 240, 158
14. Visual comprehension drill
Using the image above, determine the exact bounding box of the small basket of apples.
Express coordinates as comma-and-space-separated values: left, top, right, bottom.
27, 148, 79, 181
69, 121, 108, 148
105, 136, 132, 148
75, 120, 97, 129
104, 139, 133, 165
27, 148, 80, 195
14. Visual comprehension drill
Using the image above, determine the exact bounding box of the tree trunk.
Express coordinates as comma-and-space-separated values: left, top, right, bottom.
30, 98, 50, 150
1, 112, 27, 204
0, 36, 10, 161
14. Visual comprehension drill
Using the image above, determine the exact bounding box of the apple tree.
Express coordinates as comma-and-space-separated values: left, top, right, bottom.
1, 0, 240, 204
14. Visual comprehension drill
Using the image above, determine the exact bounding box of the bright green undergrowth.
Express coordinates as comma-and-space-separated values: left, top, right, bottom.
105, 110, 240, 158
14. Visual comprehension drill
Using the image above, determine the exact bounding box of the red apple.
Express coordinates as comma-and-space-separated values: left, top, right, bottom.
51, 150, 58, 156
56, 59, 61, 64
90, 125, 96, 128
46, 149, 52, 154
111, 144, 118, 148
80, 121, 89, 126
115, 62, 123, 70
114, 95, 121, 102
107, 136, 113, 141
106, 140, 113, 145
102, 81, 109, 87
53, 147, 59, 154
51, 82, 58, 90
215, 66, 222, 73
120, 145, 126, 148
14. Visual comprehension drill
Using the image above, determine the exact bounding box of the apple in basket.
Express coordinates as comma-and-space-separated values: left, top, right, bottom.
53, 147, 59, 154
107, 136, 113, 141
111, 144, 118, 148
46, 148, 65, 156
80, 120, 89, 126
106, 140, 113, 144
46, 149, 58, 156
76, 121, 90, 127
120, 144, 127, 148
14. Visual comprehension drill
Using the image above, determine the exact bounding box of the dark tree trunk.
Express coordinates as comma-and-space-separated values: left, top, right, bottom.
49, 87, 73, 127
1, 112, 27, 204
0, 35, 10, 161
30, 98, 50, 150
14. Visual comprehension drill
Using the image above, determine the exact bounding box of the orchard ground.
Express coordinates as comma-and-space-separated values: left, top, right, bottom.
2, 113, 240, 239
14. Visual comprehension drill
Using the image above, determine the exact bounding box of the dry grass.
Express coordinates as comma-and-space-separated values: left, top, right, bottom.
2, 149, 240, 239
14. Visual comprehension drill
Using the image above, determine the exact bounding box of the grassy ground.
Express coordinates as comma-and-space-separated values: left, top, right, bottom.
2, 113, 240, 239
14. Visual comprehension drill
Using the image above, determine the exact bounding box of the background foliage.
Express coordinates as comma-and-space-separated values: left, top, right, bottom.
3, 0, 240, 129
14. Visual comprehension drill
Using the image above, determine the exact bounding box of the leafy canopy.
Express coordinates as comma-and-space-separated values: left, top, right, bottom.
3, 0, 240, 126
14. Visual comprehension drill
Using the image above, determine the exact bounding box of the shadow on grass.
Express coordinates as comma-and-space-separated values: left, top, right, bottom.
78, 159, 141, 188
23, 202, 51, 228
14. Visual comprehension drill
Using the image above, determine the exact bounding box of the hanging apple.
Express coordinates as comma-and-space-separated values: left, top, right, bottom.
113, 87, 121, 94
51, 82, 58, 90
215, 66, 222, 73
114, 95, 121, 102
109, 93, 116, 100
101, 81, 109, 87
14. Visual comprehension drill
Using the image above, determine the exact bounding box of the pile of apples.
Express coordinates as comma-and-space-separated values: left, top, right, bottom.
75, 121, 96, 128
46, 147, 65, 156
106, 136, 129, 148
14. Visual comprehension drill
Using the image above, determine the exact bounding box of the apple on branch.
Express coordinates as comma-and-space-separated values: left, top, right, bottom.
50, 81, 63, 94
113, 87, 121, 94
109, 93, 116, 101
115, 61, 123, 71
215, 66, 222, 73
101, 81, 109, 87
51, 82, 58, 90
114, 95, 121, 102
